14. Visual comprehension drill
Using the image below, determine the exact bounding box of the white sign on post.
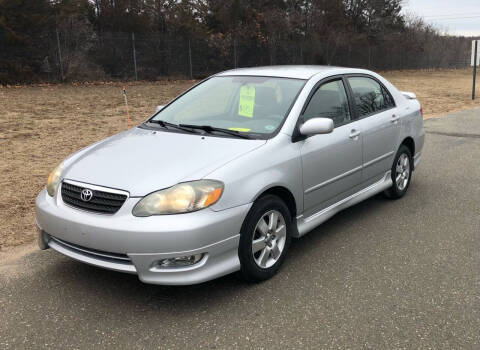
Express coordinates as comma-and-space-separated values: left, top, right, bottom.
471, 40, 480, 66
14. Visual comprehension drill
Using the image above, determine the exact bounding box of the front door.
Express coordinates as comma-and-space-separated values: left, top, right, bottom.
300, 78, 363, 217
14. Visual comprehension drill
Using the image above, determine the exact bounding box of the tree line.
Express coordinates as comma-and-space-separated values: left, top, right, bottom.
0, 0, 473, 84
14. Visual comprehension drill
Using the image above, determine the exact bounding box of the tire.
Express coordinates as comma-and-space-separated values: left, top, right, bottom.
384, 145, 413, 199
238, 194, 292, 282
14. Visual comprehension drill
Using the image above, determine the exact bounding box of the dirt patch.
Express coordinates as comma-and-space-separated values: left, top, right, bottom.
0, 69, 479, 250
383, 69, 480, 118
0, 80, 194, 250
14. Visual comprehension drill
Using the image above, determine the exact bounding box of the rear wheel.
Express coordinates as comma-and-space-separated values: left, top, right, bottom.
238, 195, 292, 282
384, 145, 413, 199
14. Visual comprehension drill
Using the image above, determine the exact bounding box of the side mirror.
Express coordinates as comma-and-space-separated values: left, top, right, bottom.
299, 117, 334, 136
155, 105, 165, 113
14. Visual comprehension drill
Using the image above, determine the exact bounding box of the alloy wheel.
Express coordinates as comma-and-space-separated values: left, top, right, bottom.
395, 153, 410, 191
251, 210, 287, 269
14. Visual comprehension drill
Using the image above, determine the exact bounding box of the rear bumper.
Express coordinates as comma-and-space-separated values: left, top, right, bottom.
36, 188, 251, 285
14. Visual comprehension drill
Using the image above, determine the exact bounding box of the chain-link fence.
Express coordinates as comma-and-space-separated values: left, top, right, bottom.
40, 31, 474, 82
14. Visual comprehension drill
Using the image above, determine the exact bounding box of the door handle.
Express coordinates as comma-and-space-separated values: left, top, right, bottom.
349, 129, 361, 139
391, 114, 400, 123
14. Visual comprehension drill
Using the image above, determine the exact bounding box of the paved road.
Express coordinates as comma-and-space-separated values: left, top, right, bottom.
1, 109, 480, 349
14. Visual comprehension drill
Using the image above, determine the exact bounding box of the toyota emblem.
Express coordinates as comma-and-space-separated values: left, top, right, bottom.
80, 188, 93, 202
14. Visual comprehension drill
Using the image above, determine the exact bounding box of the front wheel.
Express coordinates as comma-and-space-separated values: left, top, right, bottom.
384, 145, 413, 199
238, 195, 292, 282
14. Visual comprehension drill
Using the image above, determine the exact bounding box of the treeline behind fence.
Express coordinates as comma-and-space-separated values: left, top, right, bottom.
48, 31, 472, 82
0, 0, 473, 84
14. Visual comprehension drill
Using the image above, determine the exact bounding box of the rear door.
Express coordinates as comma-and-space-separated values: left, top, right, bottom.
299, 78, 363, 216
346, 75, 400, 185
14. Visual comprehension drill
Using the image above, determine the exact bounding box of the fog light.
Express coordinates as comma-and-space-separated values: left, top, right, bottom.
37, 227, 50, 250
155, 254, 204, 268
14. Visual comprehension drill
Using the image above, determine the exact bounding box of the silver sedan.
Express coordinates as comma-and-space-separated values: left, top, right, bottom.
36, 65, 425, 285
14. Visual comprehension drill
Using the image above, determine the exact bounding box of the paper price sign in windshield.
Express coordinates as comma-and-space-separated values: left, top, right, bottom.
238, 85, 255, 118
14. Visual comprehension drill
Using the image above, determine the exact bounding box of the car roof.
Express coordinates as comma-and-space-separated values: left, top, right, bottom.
215, 65, 362, 80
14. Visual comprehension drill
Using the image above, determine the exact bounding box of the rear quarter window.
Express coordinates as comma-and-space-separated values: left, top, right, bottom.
348, 77, 394, 117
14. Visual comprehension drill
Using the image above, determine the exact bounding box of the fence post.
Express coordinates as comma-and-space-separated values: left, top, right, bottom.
56, 28, 64, 82
132, 32, 138, 81
368, 46, 372, 68
188, 39, 193, 79
233, 37, 237, 69
269, 42, 273, 66
473, 40, 478, 100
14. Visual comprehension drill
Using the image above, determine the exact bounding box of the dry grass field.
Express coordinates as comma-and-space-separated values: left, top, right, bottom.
0, 69, 479, 250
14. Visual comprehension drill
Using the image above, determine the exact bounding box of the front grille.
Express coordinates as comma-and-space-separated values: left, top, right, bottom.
50, 236, 132, 265
61, 181, 128, 214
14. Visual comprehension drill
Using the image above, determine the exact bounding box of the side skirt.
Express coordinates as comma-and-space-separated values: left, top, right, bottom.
295, 171, 392, 237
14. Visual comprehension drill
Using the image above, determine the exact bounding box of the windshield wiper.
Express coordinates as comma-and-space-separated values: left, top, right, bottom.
148, 119, 197, 133
178, 124, 251, 139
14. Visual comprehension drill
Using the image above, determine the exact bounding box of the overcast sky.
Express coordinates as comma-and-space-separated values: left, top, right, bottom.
402, 0, 480, 37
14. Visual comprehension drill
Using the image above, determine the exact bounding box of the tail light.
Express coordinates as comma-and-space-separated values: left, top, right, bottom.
420, 106, 423, 117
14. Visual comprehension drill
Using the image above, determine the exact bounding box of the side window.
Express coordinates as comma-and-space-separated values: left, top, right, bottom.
382, 86, 395, 109
303, 80, 351, 127
348, 77, 393, 117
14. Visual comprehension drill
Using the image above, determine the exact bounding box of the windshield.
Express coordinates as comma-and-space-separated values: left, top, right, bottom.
149, 76, 305, 137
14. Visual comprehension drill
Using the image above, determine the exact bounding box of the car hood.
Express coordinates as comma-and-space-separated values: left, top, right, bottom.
63, 127, 266, 196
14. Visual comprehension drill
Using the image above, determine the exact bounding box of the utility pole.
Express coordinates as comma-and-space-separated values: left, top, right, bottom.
56, 28, 64, 82
132, 33, 138, 81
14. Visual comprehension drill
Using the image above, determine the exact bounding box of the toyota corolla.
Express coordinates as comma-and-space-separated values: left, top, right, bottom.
36, 65, 424, 285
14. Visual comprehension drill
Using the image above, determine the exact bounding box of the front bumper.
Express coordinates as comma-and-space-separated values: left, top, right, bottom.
35, 188, 251, 285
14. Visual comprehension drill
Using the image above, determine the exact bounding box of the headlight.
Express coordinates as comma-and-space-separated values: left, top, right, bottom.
132, 180, 224, 217
46, 163, 64, 197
